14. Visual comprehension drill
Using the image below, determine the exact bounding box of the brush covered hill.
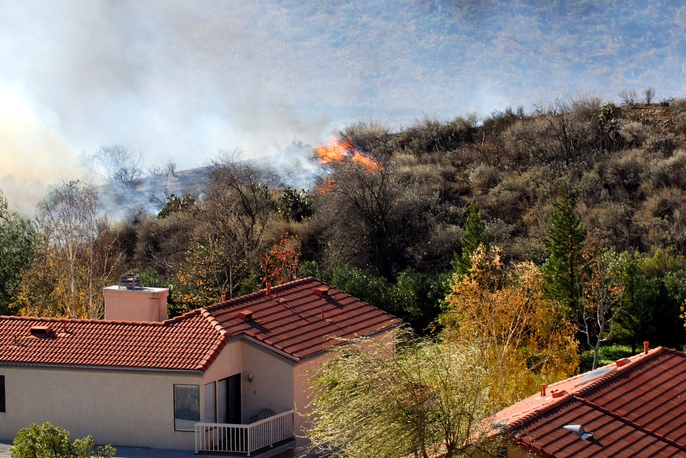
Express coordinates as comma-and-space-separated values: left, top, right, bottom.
327, 97, 686, 268
115, 96, 686, 276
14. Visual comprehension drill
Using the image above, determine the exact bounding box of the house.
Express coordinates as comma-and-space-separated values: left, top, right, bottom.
0, 277, 402, 455
491, 344, 686, 457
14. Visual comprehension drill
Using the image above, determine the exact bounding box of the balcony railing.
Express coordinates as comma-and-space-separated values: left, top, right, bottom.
195, 410, 294, 456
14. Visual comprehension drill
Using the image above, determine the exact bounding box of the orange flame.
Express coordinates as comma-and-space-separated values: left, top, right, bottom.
318, 178, 335, 195
315, 137, 382, 172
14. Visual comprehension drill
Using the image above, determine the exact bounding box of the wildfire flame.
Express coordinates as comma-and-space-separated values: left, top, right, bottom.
315, 137, 382, 172
318, 178, 335, 195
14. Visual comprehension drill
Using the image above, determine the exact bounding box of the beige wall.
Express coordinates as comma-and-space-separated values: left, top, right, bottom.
199, 339, 242, 424
0, 365, 201, 450
0, 329, 397, 451
240, 340, 295, 424
201, 339, 242, 391
293, 353, 328, 448
198, 339, 296, 425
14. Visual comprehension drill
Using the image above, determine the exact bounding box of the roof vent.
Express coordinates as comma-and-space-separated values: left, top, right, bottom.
550, 389, 567, 399
616, 358, 631, 367
119, 273, 142, 290
30, 326, 53, 337
236, 310, 253, 321
313, 287, 329, 297
562, 424, 594, 440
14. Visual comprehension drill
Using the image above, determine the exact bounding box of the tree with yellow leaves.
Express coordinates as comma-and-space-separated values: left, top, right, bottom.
441, 246, 578, 405
14, 181, 125, 319
305, 331, 501, 458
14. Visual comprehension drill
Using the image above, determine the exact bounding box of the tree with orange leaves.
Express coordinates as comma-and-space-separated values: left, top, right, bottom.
260, 232, 301, 287
441, 246, 579, 405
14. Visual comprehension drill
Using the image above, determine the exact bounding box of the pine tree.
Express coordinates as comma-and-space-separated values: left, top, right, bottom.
453, 199, 490, 275
542, 194, 586, 311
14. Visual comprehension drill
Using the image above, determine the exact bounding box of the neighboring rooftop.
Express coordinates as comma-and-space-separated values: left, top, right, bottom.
0, 278, 402, 370
494, 346, 686, 457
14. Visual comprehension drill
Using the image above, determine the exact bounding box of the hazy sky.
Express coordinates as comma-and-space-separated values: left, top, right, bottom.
2, 0, 685, 212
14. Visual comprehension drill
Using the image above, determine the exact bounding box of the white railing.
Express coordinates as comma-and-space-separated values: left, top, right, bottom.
195, 410, 294, 455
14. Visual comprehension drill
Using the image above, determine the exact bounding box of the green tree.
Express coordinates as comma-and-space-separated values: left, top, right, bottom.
277, 187, 313, 222
542, 194, 586, 311
157, 193, 195, 219
329, 264, 392, 311
389, 269, 450, 335
0, 192, 39, 315
328, 265, 449, 335
452, 199, 489, 276
173, 237, 233, 314
577, 241, 625, 370
305, 332, 500, 458
633, 248, 686, 348
11, 422, 115, 458
614, 251, 658, 354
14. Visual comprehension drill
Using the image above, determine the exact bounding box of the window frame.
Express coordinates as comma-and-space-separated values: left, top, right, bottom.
173, 384, 200, 431
0, 375, 5, 413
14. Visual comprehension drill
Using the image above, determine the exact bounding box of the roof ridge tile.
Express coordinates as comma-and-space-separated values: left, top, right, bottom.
504, 348, 665, 433
573, 347, 665, 398
204, 277, 318, 312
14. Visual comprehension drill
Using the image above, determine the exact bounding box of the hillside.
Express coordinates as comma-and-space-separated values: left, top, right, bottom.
102, 96, 686, 269
329, 97, 686, 267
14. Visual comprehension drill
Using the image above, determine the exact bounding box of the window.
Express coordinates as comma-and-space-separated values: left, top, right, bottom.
204, 382, 216, 423
0, 376, 4, 412
174, 384, 199, 431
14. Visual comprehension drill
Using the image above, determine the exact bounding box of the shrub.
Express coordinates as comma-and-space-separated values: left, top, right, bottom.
618, 121, 648, 147
580, 344, 633, 372
641, 150, 686, 193
637, 187, 686, 251
469, 163, 501, 192
11, 422, 115, 458
645, 133, 677, 156
601, 149, 648, 197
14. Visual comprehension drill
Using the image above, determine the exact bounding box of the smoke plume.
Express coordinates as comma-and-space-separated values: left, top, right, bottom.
1, 0, 684, 213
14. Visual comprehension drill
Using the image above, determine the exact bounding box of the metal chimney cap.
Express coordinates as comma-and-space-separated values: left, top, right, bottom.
119, 273, 143, 290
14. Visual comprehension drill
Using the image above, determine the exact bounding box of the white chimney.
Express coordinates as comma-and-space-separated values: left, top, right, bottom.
103, 274, 169, 322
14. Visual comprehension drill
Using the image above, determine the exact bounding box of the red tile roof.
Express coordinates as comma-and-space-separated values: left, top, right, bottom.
206, 277, 403, 360
494, 347, 686, 457
0, 278, 402, 370
0, 310, 227, 371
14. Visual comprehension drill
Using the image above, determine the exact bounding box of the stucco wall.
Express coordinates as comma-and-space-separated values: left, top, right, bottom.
0, 365, 201, 450
202, 339, 242, 385
240, 340, 295, 424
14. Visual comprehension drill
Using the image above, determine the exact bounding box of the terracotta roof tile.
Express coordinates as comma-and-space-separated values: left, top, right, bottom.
0, 311, 225, 371
0, 278, 401, 370
496, 347, 686, 457
206, 277, 402, 360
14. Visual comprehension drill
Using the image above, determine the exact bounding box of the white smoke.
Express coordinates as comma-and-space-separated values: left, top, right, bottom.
1, 0, 685, 213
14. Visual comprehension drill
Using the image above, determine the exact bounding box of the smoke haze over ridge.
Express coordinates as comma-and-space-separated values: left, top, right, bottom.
1, 0, 685, 213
